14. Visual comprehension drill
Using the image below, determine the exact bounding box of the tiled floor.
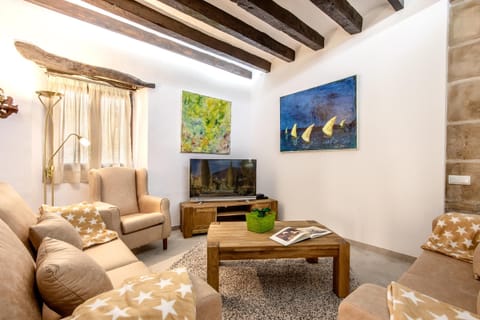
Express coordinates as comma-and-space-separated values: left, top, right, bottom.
134, 229, 415, 287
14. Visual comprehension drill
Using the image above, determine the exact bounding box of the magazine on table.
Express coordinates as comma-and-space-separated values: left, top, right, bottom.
270, 226, 332, 246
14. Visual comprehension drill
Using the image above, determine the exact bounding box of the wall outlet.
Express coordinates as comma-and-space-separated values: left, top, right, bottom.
448, 175, 471, 185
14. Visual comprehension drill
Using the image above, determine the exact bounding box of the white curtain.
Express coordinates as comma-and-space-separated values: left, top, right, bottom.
47, 75, 133, 184
132, 88, 148, 168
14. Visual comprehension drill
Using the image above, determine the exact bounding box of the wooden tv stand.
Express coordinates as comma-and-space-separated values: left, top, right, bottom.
180, 198, 278, 238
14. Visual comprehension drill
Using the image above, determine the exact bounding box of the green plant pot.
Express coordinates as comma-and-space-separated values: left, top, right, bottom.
246, 212, 276, 233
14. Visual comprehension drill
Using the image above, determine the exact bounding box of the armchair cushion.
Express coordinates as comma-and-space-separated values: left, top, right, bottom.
96, 167, 139, 215
121, 212, 165, 234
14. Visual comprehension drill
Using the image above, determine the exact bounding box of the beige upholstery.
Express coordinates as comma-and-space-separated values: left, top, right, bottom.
88, 167, 171, 249
0, 181, 222, 320
338, 214, 480, 319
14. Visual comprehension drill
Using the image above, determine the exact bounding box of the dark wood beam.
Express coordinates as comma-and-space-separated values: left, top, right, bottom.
24, 0, 252, 78
231, 0, 324, 51
81, 0, 270, 73
310, 0, 363, 35
15, 41, 156, 90
156, 0, 295, 62
387, 0, 404, 11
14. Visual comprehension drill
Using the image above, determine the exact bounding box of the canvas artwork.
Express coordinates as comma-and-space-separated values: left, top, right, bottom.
280, 75, 357, 152
181, 91, 231, 154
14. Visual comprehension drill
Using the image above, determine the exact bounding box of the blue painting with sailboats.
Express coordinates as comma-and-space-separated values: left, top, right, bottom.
280, 75, 357, 152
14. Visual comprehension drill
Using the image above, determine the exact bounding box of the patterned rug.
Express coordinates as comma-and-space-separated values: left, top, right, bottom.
169, 241, 359, 320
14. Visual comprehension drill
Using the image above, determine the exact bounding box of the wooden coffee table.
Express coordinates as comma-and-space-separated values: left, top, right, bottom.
206, 220, 350, 298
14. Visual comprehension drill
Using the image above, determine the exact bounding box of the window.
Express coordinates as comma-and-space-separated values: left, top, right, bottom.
47, 76, 133, 183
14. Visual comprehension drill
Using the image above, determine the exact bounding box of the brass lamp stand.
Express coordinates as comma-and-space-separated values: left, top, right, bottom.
37, 90, 63, 205
45, 133, 90, 205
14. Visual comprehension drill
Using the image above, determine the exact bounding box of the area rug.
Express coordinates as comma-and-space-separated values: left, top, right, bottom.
168, 242, 360, 320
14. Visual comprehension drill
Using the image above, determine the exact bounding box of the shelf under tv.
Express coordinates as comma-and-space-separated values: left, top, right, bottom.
179, 198, 278, 238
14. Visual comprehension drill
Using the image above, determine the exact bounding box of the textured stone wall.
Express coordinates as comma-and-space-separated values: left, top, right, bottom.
446, 0, 480, 212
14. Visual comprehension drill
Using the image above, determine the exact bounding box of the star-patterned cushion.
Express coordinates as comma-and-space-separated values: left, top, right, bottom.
65, 268, 196, 320
387, 281, 480, 319
41, 202, 118, 249
421, 212, 480, 263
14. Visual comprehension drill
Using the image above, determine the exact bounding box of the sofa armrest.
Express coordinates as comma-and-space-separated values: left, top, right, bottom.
138, 195, 171, 238
93, 201, 121, 235
338, 284, 389, 320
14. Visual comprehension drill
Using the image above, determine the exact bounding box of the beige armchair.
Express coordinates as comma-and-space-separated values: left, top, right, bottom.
88, 167, 171, 250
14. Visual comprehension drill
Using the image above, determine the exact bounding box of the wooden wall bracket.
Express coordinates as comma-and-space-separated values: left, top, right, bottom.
0, 88, 18, 119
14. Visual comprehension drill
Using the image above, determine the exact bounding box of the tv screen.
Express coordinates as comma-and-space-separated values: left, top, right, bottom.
189, 159, 256, 201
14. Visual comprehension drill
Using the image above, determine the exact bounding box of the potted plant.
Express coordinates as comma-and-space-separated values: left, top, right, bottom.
246, 207, 276, 233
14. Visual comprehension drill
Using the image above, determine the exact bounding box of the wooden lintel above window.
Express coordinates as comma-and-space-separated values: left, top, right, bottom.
310, 0, 363, 35
15, 41, 156, 90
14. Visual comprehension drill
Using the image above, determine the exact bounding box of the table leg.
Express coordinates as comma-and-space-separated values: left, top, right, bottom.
333, 240, 350, 298
207, 241, 220, 291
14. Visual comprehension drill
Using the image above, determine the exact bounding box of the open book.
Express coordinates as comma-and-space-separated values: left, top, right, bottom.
270, 226, 332, 246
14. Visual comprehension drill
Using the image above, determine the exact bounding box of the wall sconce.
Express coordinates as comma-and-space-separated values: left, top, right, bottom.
0, 88, 18, 119
44, 133, 90, 205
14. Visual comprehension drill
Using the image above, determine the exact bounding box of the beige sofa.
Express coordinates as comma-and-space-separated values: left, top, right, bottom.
338, 218, 480, 319
0, 182, 221, 320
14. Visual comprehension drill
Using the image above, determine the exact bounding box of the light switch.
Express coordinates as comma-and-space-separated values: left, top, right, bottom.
448, 175, 471, 185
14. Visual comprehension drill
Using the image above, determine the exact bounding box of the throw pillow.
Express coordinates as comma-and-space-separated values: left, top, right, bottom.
29, 212, 83, 251
36, 237, 113, 316
41, 202, 117, 249
67, 268, 196, 320
421, 212, 480, 263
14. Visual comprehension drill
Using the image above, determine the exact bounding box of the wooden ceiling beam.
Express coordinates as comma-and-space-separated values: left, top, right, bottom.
310, 0, 363, 35
387, 0, 404, 11
231, 0, 324, 51
156, 0, 295, 62
82, 0, 270, 73
24, 0, 253, 78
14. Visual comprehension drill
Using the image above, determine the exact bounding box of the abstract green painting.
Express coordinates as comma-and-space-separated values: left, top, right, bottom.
181, 91, 231, 154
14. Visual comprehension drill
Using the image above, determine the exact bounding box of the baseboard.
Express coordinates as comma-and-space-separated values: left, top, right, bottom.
347, 238, 416, 263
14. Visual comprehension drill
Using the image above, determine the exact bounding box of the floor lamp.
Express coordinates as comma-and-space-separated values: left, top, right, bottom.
37, 90, 63, 204
45, 133, 90, 206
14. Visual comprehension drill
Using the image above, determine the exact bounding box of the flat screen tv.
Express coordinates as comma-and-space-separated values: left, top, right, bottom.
189, 158, 256, 201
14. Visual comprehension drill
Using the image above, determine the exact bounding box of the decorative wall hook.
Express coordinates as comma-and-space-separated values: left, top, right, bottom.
0, 88, 18, 119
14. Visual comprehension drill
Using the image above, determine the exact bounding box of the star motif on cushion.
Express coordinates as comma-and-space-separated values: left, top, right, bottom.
465, 216, 474, 221
156, 278, 173, 289
432, 234, 440, 240
456, 226, 467, 236
153, 299, 178, 320
463, 238, 473, 248
65, 213, 75, 221
72, 206, 80, 211
471, 223, 480, 232
427, 312, 448, 320
105, 306, 130, 320
437, 219, 446, 227
450, 216, 460, 224
117, 283, 135, 296
87, 297, 111, 311
400, 289, 424, 306
89, 218, 98, 225
83, 207, 91, 213
139, 275, 155, 282
86, 227, 94, 234
452, 309, 479, 320
78, 216, 87, 224
443, 231, 453, 238
133, 291, 153, 304
75, 226, 82, 233
449, 240, 458, 248
176, 283, 192, 298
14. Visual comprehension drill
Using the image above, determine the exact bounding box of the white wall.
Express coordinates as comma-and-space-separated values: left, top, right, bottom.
0, 0, 447, 256
0, 0, 254, 217
252, 0, 447, 256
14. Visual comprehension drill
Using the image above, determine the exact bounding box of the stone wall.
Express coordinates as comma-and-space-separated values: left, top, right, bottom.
446, 0, 480, 212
